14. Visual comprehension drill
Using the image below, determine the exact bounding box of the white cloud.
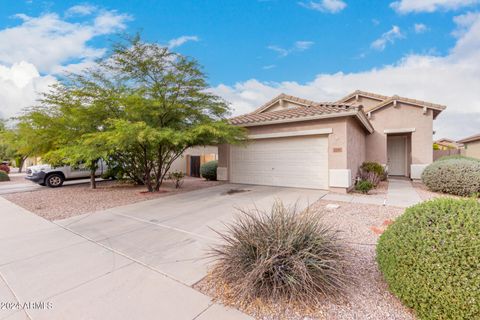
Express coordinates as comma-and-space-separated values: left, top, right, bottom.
371, 25, 405, 50
299, 0, 347, 13
0, 9, 130, 74
414, 23, 429, 33
391, 0, 479, 13
167, 35, 199, 49
211, 12, 480, 140
268, 41, 315, 57
262, 64, 276, 70
0, 62, 56, 119
0, 7, 130, 120
65, 4, 96, 17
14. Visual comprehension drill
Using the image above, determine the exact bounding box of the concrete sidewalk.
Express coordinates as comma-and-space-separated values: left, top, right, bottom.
322, 178, 422, 208
0, 195, 252, 320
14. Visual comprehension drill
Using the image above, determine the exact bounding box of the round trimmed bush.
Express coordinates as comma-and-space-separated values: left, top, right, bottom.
210, 202, 350, 304
377, 198, 480, 320
421, 158, 480, 196
355, 180, 373, 194
200, 160, 218, 181
0, 170, 9, 182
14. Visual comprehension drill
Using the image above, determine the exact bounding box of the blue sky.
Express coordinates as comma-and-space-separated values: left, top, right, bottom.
1, 0, 480, 138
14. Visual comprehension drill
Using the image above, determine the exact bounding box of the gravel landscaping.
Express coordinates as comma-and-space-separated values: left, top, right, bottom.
197, 200, 415, 320
411, 181, 459, 201
2, 177, 222, 220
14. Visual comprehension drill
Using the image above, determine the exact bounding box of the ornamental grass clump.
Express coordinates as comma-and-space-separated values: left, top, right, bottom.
377, 198, 480, 320
210, 201, 351, 305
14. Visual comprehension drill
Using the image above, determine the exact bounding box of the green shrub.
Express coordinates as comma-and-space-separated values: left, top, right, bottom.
377, 198, 480, 320
436, 154, 480, 163
421, 158, 480, 196
210, 201, 351, 304
0, 164, 10, 174
358, 161, 385, 186
355, 180, 373, 194
168, 170, 185, 189
200, 160, 218, 181
0, 170, 9, 182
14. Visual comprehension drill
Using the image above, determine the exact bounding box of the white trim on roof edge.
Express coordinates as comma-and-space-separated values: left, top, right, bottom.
248, 128, 333, 140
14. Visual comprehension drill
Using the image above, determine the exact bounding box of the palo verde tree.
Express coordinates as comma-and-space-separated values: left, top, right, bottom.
20, 35, 245, 191
19, 71, 122, 188
88, 36, 245, 192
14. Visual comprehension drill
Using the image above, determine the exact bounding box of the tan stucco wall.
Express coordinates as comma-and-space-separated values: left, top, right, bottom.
169, 146, 218, 173
464, 140, 480, 159
346, 117, 367, 183
366, 102, 433, 166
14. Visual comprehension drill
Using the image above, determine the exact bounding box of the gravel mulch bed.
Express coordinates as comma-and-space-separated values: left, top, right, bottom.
350, 180, 388, 197
2, 177, 222, 221
411, 181, 460, 201
196, 200, 415, 320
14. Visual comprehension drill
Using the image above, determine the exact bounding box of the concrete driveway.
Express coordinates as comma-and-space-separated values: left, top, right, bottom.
0, 184, 326, 320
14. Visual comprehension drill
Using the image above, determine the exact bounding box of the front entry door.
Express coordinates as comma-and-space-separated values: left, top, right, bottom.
190, 156, 201, 177
387, 136, 406, 176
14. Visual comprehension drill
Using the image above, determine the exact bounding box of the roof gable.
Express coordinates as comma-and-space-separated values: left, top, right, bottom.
336, 90, 446, 119
253, 93, 318, 114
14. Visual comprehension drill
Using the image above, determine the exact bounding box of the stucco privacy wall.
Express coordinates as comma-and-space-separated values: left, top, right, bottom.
218, 117, 365, 191
346, 117, 367, 185
365, 102, 433, 166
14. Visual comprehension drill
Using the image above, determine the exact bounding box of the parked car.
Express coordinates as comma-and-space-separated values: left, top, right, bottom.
25, 161, 107, 187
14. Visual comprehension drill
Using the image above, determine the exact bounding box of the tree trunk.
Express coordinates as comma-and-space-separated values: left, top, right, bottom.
17, 156, 26, 173
90, 160, 97, 189
90, 170, 96, 189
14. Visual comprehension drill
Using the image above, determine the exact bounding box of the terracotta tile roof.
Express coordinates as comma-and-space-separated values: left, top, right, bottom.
230, 102, 359, 126
337, 90, 389, 103
336, 89, 446, 119
252, 93, 320, 114
458, 133, 480, 143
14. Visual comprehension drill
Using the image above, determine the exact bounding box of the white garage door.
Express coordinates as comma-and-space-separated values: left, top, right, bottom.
230, 135, 329, 189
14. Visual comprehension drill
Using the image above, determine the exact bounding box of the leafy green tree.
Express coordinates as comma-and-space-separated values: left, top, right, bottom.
87, 36, 245, 192
20, 36, 245, 191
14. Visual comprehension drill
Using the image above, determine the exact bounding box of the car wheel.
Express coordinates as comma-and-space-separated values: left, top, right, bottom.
46, 174, 64, 188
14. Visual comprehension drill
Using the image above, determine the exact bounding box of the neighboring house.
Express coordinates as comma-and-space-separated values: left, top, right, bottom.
217, 90, 446, 192
169, 146, 218, 177
457, 134, 480, 159
434, 138, 463, 150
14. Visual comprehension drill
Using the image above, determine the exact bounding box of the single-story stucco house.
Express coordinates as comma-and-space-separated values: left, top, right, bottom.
458, 134, 480, 159
217, 90, 446, 193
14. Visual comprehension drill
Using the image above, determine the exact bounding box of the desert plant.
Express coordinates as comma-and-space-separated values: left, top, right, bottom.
436, 154, 480, 162
377, 198, 480, 320
0, 163, 10, 174
0, 170, 9, 182
200, 160, 218, 181
355, 180, 373, 194
358, 161, 385, 186
210, 201, 351, 304
421, 158, 480, 196
168, 170, 185, 189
